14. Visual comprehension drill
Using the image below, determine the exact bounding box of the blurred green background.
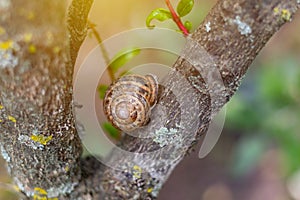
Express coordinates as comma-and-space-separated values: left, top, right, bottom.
1, 0, 300, 199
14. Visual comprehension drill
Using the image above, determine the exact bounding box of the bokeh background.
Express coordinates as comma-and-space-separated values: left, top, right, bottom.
1, 0, 300, 199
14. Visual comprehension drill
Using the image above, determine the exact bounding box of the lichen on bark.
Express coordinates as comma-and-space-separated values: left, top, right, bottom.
0, 0, 299, 199
0, 0, 83, 198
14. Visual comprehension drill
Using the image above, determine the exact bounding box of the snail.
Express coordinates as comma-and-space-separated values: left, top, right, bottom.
103, 74, 158, 132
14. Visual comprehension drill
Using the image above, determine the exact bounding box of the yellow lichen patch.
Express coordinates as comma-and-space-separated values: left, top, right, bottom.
34, 187, 47, 195
23, 33, 33, 43
33, 187, 47, 198
0, 105, 3, 109
8, 115, 16, 123
273, 7, 280, 14
65, 165, 70, 172
132, 165, 142, 179
147, 187, 153, 193
0, 26, 6, 35
274, 7, 292, 21
0, 119, 2, 122
13, 185, 20, 192
281, 9, 291, 21
0, 40, 14, 50
31, 134, 53, 146
33, 187, 58, 200
28, 44, 36, 54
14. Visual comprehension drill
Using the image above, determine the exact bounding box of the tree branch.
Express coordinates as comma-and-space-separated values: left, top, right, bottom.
0, 0, 92, 199
99, 0, 300, 199
0, 0, 299, 199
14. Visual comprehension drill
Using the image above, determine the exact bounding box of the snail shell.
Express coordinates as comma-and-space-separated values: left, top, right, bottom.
103, 74, 158, 132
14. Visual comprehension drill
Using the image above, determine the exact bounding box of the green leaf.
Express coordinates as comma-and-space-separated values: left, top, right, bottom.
177, 0, 194, 17
109, 47, 141, 74
102, 122, 121, 140
184, 20, 192, 32
146, 8, 172, 28
98, 84, 108, 99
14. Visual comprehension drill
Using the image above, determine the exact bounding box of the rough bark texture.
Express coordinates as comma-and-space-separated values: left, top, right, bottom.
0, 0, 92, 199
100, 0, 300, 199
0, 0, 299, 199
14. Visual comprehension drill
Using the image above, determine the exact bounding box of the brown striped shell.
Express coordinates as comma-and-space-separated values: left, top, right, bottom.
103, 74, 158, 132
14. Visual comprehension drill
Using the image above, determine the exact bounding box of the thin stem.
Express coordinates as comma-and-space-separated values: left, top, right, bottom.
88, 20, 116, 81
165, 0, 189, 36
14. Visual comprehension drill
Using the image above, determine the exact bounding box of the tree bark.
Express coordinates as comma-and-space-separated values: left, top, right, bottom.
0, 0, 92, 199
0, 0, 299, 199
100, 1, 300, 199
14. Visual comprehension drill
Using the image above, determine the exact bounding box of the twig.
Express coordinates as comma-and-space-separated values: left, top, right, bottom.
165, 0, 189, 36
88, 20, 115, 81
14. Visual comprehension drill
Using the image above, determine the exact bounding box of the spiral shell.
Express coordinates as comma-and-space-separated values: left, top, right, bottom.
103, 74, 158, 132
